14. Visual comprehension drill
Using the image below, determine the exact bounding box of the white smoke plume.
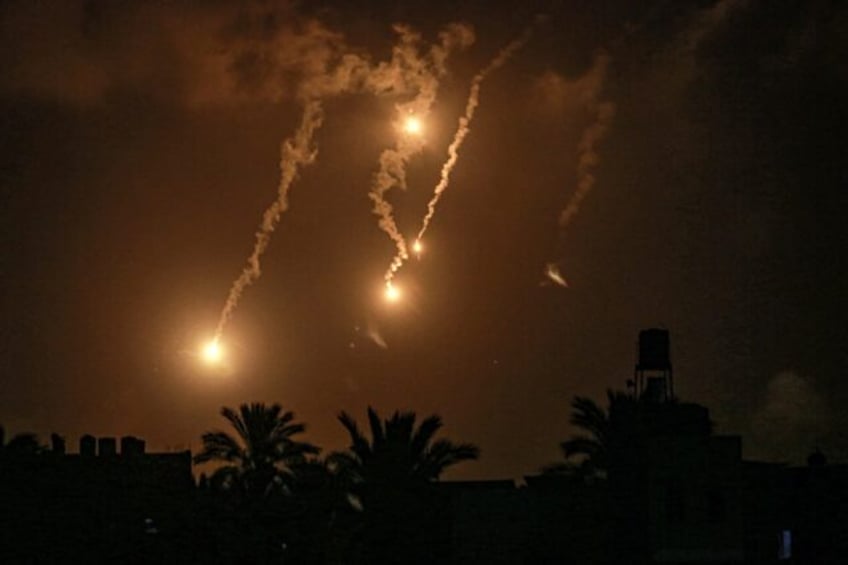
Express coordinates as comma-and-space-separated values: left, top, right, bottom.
215, 99, 324, 339
418, 31, 531, 242
0, 2, 355, 107
214, 23, 473, 337
371, 24, 475, 283
383, 30, 531, 283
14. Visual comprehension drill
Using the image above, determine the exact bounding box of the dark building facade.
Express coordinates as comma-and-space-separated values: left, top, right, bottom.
0, 435, 194, 562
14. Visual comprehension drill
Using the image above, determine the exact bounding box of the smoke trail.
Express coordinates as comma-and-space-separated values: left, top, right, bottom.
538, 54, 614, 286
371, 25, 475, 283
556, 54, 615, 229
211, 24, 472, 337
214, 99, 324, 339
383, 31, 531, 283
558, 92, 616, 227
418, 33, 530, 243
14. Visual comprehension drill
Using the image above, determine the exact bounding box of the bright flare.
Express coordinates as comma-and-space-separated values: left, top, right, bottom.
384, 282, 400, 302
412, 240, 423, 256
404, 116, 422, 135
545, 263, 569, 288
202, 340, 223, 363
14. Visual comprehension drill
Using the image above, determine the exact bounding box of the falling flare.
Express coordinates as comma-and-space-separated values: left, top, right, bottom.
412, 239, 423, 257
404, 116, 423, 135
382, 30, 533, 285
373, 26, 470, 286
544, 263, 569, 288
384, 281, 400, 302
214, 100, 324, 340
201, 339, 223, 364
544, 54, 615, 285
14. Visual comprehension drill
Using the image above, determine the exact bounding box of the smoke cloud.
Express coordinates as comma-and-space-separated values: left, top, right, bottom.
215, 22, 474, 336
0, 1, 353, 107
750, 370, 832, 464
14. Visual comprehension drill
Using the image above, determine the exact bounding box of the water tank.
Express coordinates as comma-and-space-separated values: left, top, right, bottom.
637, 328, 671, 371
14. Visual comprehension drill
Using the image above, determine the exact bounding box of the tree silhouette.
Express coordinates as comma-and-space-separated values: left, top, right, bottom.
545, 390, 639, 478
547, 386, 714, 480
332, 407, 479, 488
330, 407, 479, 564
0, 425, 43, 455
194, 403, 319, 497
281, 457, 358, 564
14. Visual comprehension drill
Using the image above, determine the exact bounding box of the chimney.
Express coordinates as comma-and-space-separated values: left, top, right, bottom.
50, 433, 66, 455
121, 436, 146, 456
98, 437, 117, 457
80, 434, 96, 456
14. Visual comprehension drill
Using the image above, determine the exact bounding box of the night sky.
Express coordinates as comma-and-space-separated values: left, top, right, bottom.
2, 0, 846, 480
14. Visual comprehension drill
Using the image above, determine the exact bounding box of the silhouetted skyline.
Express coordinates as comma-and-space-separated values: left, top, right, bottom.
2, 0, 846, 480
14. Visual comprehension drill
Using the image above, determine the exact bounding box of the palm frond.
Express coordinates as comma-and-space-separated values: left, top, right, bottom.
339, 411, 371, 459
366, 407, 385, 447
560, 435, 602, 460
221, 406, 250, 444
420, 439, 479, 479
569, 396, 609, 440
194, 431, 244, 464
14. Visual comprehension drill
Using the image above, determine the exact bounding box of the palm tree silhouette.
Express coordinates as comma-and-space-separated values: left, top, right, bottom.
545, 390, 639, 478
330, 407, 479, 564
331, 407, 479, 488
194, 403, 319, 497
547, 387, 713, 479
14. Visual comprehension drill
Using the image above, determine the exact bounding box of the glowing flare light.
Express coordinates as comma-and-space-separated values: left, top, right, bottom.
403, 116, 423, 135
201, 340, 223, 364
384, 282, 400, 302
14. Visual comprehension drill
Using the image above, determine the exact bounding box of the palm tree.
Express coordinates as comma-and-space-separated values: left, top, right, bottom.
194, 403, 319, 497
330, 407, 479, 564
545, 390, 638, 478
331, 407, 479, 488
547, 387, 713, 479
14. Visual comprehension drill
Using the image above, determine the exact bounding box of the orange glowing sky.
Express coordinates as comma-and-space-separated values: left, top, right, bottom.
2, 0, 847, 476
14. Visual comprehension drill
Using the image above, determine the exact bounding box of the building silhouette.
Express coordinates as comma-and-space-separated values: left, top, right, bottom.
0, 434, 193, 562
2, 329, 846, 563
